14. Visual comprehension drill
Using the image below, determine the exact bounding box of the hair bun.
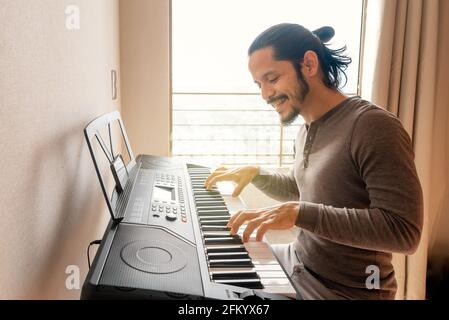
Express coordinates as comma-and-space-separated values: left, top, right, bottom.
312, 26, 335, 43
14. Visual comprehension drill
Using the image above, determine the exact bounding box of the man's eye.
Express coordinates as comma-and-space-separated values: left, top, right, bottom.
268, 77, 279, 83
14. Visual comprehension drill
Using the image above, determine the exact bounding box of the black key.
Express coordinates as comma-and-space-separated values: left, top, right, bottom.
213, 279, 264, 289
195, 202, 226, 207
196, 206, 228, 211
197, 208, 229, 213
204, 237, 242, 245
193, 191, 221, 196
201, 226, 230, 232
207, 252, 250, 260
194, 196, 223, 201
202, 231, 234, 237
197, 211, 230, 217
211, 270, 259, 280
209, 258, 254, 268
200, 220, 230, 226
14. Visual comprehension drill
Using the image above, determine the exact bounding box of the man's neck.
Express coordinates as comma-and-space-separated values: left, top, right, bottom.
300, 87, 348, 125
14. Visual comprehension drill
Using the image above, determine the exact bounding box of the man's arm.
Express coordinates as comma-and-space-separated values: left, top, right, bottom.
296, 109, 423, 254
251, 167, 300, 202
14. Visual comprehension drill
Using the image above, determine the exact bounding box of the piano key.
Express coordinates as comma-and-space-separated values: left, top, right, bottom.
205, 245, 247, 252
195, 201, 227, 207
193, 191, 221, 196
192, 185, 215, 189
191, 184, 213, 188
203, 234, 241, 240
199, 216, 230, 221
213, 279, 264, 289
196, 197, 223, 201
194, 196, 223, 201
196, 206, 228, 211
200, 220, 230, 225
201, 225, 230, 232
252, 264, 283, 271
210, 265, 283, 273
261, 278, 293, 286
209, 267, 256, 273
203, 231, 233, 237
197, 212, 230, 217
207, 252, 250, 260
204, 237, 242, 245
256, 271, 290, 278
197, 208, 230, 214
211, 269, 258, 278
194, 197, 225, 202
252, 259, 281, 265
209, 258, 254, 268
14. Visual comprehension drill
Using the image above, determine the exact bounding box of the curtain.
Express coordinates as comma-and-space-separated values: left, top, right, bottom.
360, 0, 449, 299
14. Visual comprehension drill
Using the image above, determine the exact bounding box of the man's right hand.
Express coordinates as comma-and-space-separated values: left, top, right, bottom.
204, 166, 260, 197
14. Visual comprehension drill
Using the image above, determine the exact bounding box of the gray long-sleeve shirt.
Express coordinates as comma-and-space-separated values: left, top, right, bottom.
252, 96, 423, 299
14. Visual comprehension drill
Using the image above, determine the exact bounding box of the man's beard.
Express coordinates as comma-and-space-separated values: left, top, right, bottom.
280, 72, 309, 126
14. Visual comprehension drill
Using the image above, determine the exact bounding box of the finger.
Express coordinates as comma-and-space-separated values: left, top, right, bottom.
226, 210, 243, 228
205, 173, 232, 190
229, 211, 258, 235
255, 218, 275, 241
232, 180, 248, 197
242, 216, 265, 242
204, 170, 225, 187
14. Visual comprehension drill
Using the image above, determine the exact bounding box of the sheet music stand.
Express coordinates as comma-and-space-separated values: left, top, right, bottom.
84, 111, 136, 223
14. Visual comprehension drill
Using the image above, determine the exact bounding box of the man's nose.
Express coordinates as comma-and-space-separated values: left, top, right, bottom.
261, 83, 275, 102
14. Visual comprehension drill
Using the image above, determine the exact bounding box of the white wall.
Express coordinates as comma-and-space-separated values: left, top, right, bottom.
0, 0, 121, 299
119, 0, 171, 157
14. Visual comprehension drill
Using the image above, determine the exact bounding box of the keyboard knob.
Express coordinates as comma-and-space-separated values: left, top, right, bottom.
165, 212, 177, 221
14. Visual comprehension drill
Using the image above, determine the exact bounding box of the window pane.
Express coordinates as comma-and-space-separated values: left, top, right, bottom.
175, 155, 281, 167
171, 0, 363, 167
173, 94, 270, 111
172, 94, 282, 166
172, 0, 363, 93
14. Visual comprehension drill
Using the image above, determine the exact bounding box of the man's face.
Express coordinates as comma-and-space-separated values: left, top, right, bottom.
248, 47, 308, 125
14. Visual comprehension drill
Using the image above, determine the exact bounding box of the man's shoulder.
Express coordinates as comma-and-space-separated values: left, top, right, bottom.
348, 99, 411, 152
347, 97, 401, 130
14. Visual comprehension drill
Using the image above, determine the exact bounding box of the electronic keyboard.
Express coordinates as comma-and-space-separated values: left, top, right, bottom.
81, 112, 297, 300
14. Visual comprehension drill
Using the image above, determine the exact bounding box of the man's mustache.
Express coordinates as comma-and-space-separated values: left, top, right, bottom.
267, 95, 288, 105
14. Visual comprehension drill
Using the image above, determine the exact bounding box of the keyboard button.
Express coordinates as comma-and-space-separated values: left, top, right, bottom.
165, 213, 177, 221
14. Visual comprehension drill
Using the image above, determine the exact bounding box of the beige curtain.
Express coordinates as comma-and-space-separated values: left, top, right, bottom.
360, 0, 449, 299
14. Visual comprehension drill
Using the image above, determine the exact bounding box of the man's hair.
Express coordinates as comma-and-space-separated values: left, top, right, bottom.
248, 23, 352, 90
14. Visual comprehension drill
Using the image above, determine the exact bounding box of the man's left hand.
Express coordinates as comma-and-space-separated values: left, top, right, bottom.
227, 201, 300, 242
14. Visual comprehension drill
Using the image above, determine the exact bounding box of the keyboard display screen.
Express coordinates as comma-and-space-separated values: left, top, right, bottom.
153, 185, 175, 201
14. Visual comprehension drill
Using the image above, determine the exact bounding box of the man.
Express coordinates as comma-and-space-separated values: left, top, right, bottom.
204, 23, 423, 300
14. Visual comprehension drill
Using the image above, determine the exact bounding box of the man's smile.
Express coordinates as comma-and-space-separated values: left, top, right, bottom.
268, 96, 288, 112
276, 97, 288, 112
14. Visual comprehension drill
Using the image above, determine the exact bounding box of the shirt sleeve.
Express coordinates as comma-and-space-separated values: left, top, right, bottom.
296, 109, 423, 255
251, 167, 300, 202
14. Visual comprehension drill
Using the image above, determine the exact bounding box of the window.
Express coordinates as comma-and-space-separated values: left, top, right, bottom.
171, 0, 364, 167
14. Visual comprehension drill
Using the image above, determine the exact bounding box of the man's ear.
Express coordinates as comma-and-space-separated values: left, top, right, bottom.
301, 50, 319, 77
